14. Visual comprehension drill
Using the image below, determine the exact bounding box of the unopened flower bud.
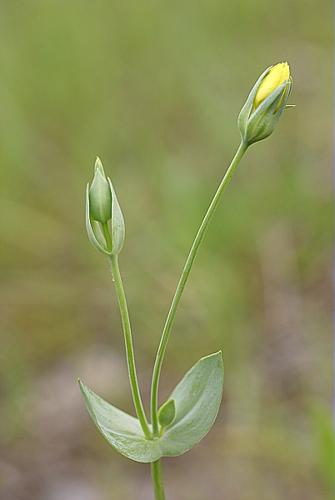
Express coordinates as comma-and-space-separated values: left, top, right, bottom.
238, 62, 292, 146
89, 158, 112, 224
86, 158, 125, 256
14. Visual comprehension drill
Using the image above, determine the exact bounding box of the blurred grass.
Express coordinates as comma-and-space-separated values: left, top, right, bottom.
0, 1, 332, 499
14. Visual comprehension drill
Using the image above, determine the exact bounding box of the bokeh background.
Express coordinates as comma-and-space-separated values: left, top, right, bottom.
0, 1, 333, 499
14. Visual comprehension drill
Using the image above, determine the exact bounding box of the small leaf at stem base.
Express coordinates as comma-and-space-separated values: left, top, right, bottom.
158, 399, 176, 431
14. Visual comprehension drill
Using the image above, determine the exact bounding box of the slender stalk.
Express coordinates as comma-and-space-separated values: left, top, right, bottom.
151, 460, 166, 500
108, 251, 151, 438
150, 141, 248, 434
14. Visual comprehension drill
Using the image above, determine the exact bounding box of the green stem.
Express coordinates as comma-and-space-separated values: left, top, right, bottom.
150, 141, 248, 435
151, 460, 166, 500
108, 252, 151, 439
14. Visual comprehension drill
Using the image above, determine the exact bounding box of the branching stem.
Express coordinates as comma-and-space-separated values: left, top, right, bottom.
150, 141, 248, 435
108, 251, 151, 438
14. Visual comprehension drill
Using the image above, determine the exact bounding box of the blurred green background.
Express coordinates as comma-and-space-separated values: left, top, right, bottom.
0, 1, 333, 499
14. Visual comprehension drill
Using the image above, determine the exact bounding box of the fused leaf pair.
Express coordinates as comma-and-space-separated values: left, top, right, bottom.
79, 351, 224, 463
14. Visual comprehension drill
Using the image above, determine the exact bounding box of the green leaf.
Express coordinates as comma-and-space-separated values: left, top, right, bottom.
79, 351, 224, 463
160, 351, 224, 457
79, 380, 162, 462
158, 399, 176, 430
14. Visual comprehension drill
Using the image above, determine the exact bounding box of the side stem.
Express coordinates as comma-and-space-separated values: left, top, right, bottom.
151, 460, 166, 500
150, 141, 248, 434
109, 253, 151, 438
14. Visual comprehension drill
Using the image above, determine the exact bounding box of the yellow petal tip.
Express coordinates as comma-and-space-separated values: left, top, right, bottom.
254, 61, 291, 108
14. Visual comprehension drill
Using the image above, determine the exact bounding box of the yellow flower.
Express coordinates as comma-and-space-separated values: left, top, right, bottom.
254, 62, 290, 109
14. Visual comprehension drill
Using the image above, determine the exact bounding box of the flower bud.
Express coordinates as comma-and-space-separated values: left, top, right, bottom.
238, 62, 292, 145
86, 158, 125, 256
89, 158, 112, 224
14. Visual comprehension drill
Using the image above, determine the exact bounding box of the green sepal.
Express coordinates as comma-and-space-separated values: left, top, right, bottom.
245, 80, 292, 144
89, 158, 112, 224
79, 351, 224, 463
238, 66, 271, 139
107, 178, 125, 255
85, 184, 112, 255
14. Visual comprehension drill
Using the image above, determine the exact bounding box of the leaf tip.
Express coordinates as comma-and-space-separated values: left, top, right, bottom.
78, 379, 88, 396
200, 350, 223, 362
